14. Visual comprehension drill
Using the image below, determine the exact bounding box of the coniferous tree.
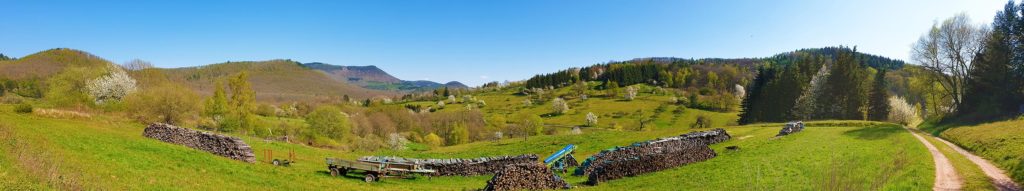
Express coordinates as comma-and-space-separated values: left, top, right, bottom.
739, 65, 777, 124
961, 1, 1023, 119
868, 69, 890, 121
818, 47, 870, 120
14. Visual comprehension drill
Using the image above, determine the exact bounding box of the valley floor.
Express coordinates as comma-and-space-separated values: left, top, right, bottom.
0, 106, 938, 190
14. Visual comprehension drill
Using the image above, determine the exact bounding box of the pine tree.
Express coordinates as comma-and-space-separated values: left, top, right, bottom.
819, 47, 870, 120
868, 69, 890, 121
739, 65, 776, 124
961, 0, 1022, 118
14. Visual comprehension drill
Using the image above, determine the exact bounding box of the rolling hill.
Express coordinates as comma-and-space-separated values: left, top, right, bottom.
0, 48, 115, 80
159, 60, 395, 103
304, 62, 469, 92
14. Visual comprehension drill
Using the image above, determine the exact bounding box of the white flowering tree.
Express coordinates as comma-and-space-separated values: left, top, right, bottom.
387, 133, 409, 150
888, 96, 922, 126
734, 84, 746, 100
624, 86, 638, 101
447, 95, 456, 103
437, 101, 446, 108
87, 65, 137, 103
585, 112, 598, 127
551, 98, 569, 115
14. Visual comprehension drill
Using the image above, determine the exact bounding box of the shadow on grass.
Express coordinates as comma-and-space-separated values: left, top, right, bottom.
842, 125, 902, 140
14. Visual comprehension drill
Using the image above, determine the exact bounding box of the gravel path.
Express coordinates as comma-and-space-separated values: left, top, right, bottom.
934, 137, 1022, 191
905, 127, 962, 190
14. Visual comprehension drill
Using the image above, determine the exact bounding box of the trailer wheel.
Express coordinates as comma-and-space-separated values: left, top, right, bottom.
364, 173, 377, 182
330, 168, 340, 177
272, 159, 281, 166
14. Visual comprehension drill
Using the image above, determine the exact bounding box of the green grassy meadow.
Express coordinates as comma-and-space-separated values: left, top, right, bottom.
0, 101, 935, 191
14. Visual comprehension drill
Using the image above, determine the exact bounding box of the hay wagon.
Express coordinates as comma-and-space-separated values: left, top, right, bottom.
325, 157, 436, 182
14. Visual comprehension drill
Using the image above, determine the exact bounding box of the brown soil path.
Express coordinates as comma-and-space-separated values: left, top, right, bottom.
905, 127, 962, 190
934, 137, 1022, 191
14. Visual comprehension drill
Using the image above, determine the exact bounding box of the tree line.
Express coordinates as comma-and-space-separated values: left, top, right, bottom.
739, 47, 896, 124
911, 1, 1024, 122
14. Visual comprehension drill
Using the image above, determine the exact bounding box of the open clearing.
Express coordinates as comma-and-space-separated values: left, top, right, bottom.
0, 103, 934, 191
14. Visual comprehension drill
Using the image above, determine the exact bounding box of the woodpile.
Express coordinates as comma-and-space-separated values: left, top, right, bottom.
586, 140, 715, 185
359, 155, 538, 176
483, 163, 569, 191
574, 128, 730, 177
143, 123, 256, 163
776, 121, 805, 137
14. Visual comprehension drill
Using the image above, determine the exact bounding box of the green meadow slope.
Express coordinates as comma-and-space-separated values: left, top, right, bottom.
0, 104, 933, 190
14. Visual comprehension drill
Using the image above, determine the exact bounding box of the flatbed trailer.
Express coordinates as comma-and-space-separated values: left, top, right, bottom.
325, 158, 436, 182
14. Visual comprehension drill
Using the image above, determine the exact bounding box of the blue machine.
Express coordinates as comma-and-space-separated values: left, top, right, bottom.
544, 144, 578, 173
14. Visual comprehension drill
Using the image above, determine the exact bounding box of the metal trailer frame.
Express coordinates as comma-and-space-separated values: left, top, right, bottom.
325, 158, 436, 182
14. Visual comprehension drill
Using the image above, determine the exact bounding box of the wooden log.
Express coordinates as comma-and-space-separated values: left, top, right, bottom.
483, 163, 569, 191
574, 128, 729, 176
142, 123, 256, 163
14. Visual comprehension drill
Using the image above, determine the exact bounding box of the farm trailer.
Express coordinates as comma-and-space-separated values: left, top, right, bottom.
325, 158, 436, 182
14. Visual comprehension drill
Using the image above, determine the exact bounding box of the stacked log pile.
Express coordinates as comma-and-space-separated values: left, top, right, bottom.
586, 140, 715, 185
359, 155, 538, 176
574, 128, 730, 176
483, 163, 569, 191
142, 123, 256, 163
776, 121, 805, 137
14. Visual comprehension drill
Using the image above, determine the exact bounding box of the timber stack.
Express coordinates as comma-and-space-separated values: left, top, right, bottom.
359, 155, 538, 176
586, 139, 716, 185
483, 163, 569, 191
574, 128, 730, 176
142, 123, 256, 163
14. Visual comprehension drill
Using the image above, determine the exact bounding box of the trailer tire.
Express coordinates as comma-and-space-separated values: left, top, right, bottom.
364, 173, 377, 182
273, 159, 281, 166
330, 168, 340, 177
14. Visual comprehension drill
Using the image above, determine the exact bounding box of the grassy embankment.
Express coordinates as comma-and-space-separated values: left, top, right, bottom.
937, 118, 1024, 185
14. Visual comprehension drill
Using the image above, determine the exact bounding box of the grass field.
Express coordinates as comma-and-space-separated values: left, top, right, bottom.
0, 101, 936, 191
940, 118, 1024, 185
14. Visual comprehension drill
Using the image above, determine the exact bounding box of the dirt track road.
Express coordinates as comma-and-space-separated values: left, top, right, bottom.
934, 137, 1022, 191
905, 127, 962, 190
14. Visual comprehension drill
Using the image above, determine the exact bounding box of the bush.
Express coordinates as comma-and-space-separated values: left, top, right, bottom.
305, 106, 351, 140
14, 102, 32, 114
447, 123, 470, 145
46, 67, 102, 108
124, 83, 200, 125
691, 115, 712, 129
255, 104, 276, 117
424, 133, 443, 148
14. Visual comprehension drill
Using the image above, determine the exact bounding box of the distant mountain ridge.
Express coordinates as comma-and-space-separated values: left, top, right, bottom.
303, 63, 401, 83
303, 62, 467, 91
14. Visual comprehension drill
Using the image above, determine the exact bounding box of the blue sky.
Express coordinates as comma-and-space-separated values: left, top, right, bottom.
0, 0, 1006, 86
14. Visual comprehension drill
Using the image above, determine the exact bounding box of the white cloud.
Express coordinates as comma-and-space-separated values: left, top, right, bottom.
480, 75, 489, 79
